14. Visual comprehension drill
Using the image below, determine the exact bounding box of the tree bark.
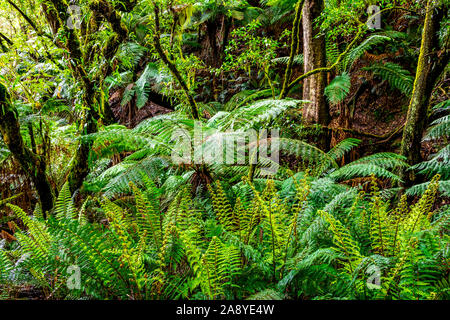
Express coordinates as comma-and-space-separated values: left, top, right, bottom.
301, 0, 329, 150
41, 2, 60, 34
280, 0, 304, 99
45, 0, 127, 193
400, 1, 449, 187
0, 84, 54, 216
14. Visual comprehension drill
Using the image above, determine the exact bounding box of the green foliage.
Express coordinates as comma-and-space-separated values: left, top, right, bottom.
1, 168, 447, 300
0, 0, 447, 302
343, 35, 392, 71
408, 100, 450, 196
324, 73, 351, 105
363, 62, 414, 96
121, 62, 167, 109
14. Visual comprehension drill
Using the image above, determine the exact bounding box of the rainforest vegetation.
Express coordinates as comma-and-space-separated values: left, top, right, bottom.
0, 0, 449, 300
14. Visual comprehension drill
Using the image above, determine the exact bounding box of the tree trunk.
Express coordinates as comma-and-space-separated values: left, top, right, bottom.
280, 0, 304, 99
0, 84, 54, 216
41, 2, 60, 34
400, 1, 449, 187
301, 0, 329, 150
45, 0, 127, 193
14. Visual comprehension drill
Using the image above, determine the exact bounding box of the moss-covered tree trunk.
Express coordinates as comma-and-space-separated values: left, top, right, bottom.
301, 0, 329, 150
400, 1, 449, 187
153, 4, 200, 120
45, 0, 127, 193
280, 0, 304, 99
0, 84, 54, 216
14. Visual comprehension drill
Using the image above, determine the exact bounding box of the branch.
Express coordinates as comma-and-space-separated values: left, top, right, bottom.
279, 0, 305, 99
283, 5, 417, 94
0, 83, 54, 215
0, 32, 13, 46
286, 27, 365, 92
152, 3, 200, 120
6, 0, 50, 38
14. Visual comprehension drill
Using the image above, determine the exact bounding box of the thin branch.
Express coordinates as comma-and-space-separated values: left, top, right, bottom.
0, 32, 13, 45
6, 0, 46, 37
279, 0, 305, 99
152, 3, 200, 120
287, 27, 365, 92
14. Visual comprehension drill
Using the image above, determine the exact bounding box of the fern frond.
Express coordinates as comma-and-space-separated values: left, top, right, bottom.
344, 35, 392, 70
319, 210, 363, 274
324, 73, 351, 105
54, 182, 76, 220
363, 62, 413, 96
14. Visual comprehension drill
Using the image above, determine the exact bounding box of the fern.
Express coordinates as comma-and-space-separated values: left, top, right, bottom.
324, 73, 351, 105
343, 35, 392, 71
54, 182, 76, 220
363, 62, 413, 96
319, 210, 363, 274
272, 54, 303, 66
327, 153, 408, 182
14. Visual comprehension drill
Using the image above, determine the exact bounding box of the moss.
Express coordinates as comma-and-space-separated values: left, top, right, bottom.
399, 0, 436, 186
0, 83, 54, 216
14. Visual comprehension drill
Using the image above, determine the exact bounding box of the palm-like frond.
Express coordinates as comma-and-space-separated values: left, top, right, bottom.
324, 73, 351, 105
326, 153, 408, 182
363, 62, 413, 96
343, 35, 392, 71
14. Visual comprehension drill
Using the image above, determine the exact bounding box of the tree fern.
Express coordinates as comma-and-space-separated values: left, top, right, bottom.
327, 153, 408, 182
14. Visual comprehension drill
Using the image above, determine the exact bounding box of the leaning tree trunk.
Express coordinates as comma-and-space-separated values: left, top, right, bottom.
400, 0, 449, 187
302, 0, 329, 150
0, 84, 54, 216
45, 0, 127, 194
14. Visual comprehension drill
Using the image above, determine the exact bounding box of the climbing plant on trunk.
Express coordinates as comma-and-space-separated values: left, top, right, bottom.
43, 0, 129, 194
400, 0, 449, 187
301, 0, 329, 150
0, 84, 54, 217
